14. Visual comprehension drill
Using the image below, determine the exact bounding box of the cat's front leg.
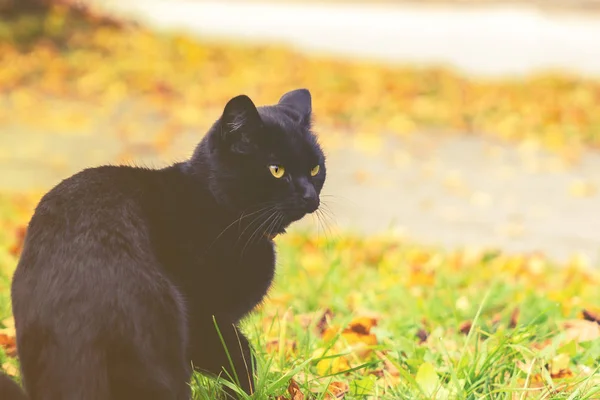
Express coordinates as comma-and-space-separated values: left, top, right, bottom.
189, 318, 255, 397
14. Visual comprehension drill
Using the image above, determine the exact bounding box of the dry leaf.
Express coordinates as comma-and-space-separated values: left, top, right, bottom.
561, 319, 600, 342
324, 381, 350, 399
1, 362, 18, 377
509, 308, 520, 328
459, 320, 472, 335
0, 333, 17, 357
316, 355, 351, 376
582, 309, 600, 324
416, 328, 429, 344
9, 226, 27, 257
549, 353, 573, 378
345, 316, 378, 335
375, 351, 401, 379
316, 309, 334, 335
265, 339, 297, 356
491, 313, 502, 326
275, 378, 305, 400
298, 309, 333, 335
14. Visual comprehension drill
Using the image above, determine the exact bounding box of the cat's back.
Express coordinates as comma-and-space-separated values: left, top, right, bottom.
32, 165, 149, 222
13, 165, 160, 296
26, 165, 152, 239
11, 165, 192, 399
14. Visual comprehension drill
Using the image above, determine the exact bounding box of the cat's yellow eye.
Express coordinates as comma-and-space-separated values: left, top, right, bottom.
310, 165, 320, 176
269, 165, 285, 178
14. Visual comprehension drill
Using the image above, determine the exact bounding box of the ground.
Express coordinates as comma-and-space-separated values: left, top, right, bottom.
0, 3, 599, 399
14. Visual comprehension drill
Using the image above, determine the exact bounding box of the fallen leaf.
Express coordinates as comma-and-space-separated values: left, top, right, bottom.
316, 355, 351, 376
561, 319, 600, 342
265, 339, 297, 356
1, 318, 15, 330
491, 313, 502, 326
288, 379, 305, 400
459, 320, 472, 335
344, 316, 378, 336
324, 381, 350, 399
0, 333, 17, 357
375, 351, 400, 379
550, 353, 571, 377
9, 226, 27, 256
416, 328, 429, 344
275, 378, 305, 400
509, 308, 520, 328
316, 309, 334, 335
1, 362, 18, 377
408, 266, 436, 287
582, 309, 600, 324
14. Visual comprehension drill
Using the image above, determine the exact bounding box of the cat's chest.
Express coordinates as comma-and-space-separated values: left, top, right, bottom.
177, 236, 276, 321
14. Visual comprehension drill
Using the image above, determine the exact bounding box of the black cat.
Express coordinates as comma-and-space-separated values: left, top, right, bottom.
6, 89, 326, 399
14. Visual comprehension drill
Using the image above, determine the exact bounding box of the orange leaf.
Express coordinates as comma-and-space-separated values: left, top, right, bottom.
324, 381, 350, 399
9, 226, 27, 257
275, 379, 305, 400
0, 333, 17, 357
344, 316, 378, 335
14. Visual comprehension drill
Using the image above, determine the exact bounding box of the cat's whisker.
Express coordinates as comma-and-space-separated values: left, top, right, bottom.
320, 194, 355, 208
316, 207, 338, 242
321, 194, 350, 201
310, 213, 319, 239
240, 210, 279, 258
266, 212, 283, 241
236, 207, 277, 248
315, 209, 332, 241
313, 211, 325, 241
319, 202, 337, 221
260, 210, 281, 240
207, 202, 278, 251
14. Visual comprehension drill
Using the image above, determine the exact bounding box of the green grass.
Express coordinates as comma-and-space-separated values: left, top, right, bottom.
0, 197, 599, 399
182, 233, 600, 399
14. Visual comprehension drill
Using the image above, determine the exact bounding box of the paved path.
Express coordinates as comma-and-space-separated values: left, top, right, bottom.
2, 2, 600, 263
1, 110, 599, 263
91, 0, 600, 77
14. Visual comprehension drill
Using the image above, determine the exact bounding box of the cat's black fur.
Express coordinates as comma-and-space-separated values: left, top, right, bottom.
6, 89, 326, 399
0, 374, 28, 400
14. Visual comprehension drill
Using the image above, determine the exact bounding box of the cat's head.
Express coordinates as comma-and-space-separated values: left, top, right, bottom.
196, 89, 326, 236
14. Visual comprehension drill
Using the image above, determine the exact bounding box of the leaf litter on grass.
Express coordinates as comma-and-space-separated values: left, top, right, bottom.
2, 1, 600, 160
1, 3, 600, 398
0, 193, 599, 398
237, 232, 600, 399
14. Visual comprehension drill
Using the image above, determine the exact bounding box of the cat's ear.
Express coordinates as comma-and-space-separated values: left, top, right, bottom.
220, 94, 263, 154
279, 89, 312, 122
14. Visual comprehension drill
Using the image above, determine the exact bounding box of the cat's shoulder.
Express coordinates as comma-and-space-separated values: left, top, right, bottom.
35, 164, 157, 215
49, 165, 152, 195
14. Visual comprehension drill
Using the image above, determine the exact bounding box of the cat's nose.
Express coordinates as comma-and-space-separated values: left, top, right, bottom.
301, 185, 319, 213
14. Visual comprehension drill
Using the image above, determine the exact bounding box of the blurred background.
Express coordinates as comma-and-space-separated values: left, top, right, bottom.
1, 0, 599, 264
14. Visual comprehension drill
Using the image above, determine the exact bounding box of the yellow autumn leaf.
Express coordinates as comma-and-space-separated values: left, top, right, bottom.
315, 355, 351, 376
